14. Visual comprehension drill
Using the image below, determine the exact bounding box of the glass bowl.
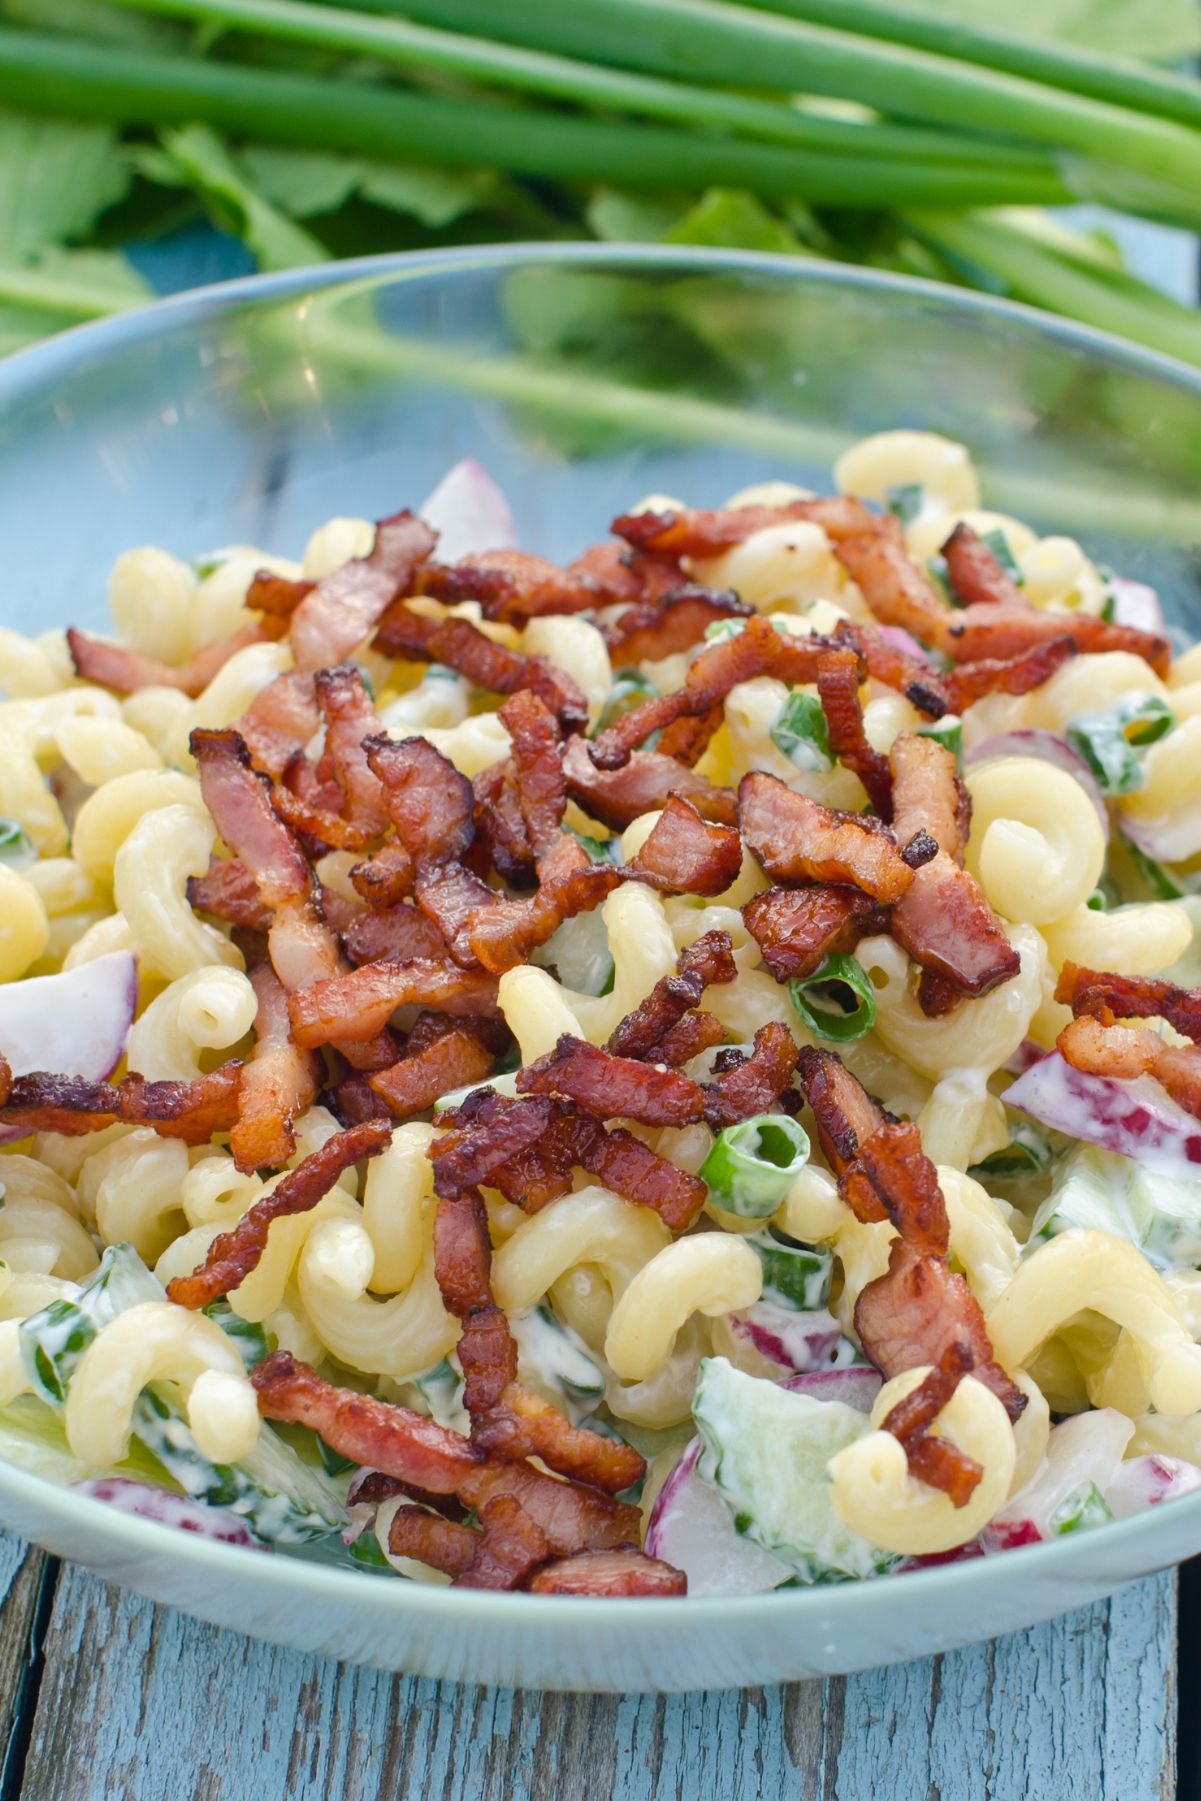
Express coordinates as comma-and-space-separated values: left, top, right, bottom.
0, 244, 1199, 1692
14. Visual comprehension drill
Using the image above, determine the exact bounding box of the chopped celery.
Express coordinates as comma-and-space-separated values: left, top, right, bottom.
745, 1228, 833, 1310
789, 953, 876, 1042
770, 689, 833, 773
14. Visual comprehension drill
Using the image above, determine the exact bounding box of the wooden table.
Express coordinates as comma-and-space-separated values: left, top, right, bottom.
2, 218, 1188, 1799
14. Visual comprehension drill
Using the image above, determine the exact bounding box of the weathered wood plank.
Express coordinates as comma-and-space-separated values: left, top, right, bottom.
0, 1539, 53, 1794
14, 1560, 1175, 1801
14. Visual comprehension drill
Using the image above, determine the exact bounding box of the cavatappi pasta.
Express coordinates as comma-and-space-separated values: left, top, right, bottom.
0, 439, 1199, 1598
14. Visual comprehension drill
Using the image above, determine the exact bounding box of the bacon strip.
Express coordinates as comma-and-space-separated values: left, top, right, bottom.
656, 703, 725, 769
290, 510, 435, 672
235, 672, 321, 781
563, 737, 736, 831
519, 1035, 707, 1127
455, 1494, 552, 1590
314, 665, 390, 831
704, 1022, 798, 1130
245, 570, 314, 617
230, 964, 321, 1174
652, 1010, 726, 1067
627, 795, 742, 897
889, 734, 1019, 1007
944, 637, 1077, 713
287, 957, 500, 1049
474, 758, 537, 885
349, 842, 415, 910
385, 1505, 477, 1576
817, 645, 893, 818
167, 1119, 391, 1308
840, 620, 948, 719
941, 523, 1026, 609
66, 620, 283, 698
368, 1028, 494, 1119
834, 529, 951, 650
365, 734, 475, 870
187, 859, 271, 932
588, 617, 848, 771
341, 903, 448, 967
611, 495, 878, 558
853, 1121, 948, 1256
413, 549, 603, 626
880, 1342, 983, 1509
431, 1093, 563, 1197
604, 585, 751, 667
374, 604, 587, 732
1055, 963, 1201, 1044
1057, 1014, 1201, 1121
466, 836, 620, 975
268, 784, 377, 853
606, 929, 737, 1060
738, 773, 914, 904
498, 690, 567, 862
796, 1044, 890, 1225
943, 606, 1171, 677
0, 1062, 244, 1144
744, 884, 885, 983
527, 1549, 687, 1596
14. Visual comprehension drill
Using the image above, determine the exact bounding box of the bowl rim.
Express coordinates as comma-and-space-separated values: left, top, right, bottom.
2, 237, 1200, 1625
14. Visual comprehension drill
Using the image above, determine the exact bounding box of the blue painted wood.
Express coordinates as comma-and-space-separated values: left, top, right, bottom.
14, 1559, 1175, 1800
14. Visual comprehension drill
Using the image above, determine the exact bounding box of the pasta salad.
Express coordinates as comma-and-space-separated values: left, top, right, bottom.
0, 434, 1200, 1597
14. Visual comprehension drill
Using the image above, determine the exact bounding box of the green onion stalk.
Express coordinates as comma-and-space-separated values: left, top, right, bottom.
700, 1113, 811, 1216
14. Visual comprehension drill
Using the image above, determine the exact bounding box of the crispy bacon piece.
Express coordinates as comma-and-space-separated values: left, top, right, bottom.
744, 884, 885, 983
168, 1119, 391, 1308
66, 620, 283, 698
527, 1549, 686, 1597
611, 496, 878, 558
187, 858, 271, 932
943, 606, 1171, 677
290, 509, 435, 672
268, 783, 377, 854
414, 549, 602, 626
474, 758, 536, 885
230, 964, 321, 1174
349, 842, 414, 910
431, 1093, 562, 1197
0, 1063, 244, 1143
1057, 1015, 1201, 1120
833, 530, 952, 650
838, 620, 948, 719
455, 1494, 552, 1591
562, 737, 736, 831
341, 902, 447, 967
385, 1505, 477, 1576
853, 1121, 948, 1257
738, 772, 913, 905
704, 1022, 799, 1130
499, 690, 566, 861
314, 665, 390, 831
941, 523, 1026, 609
365, 734, 475, 869
627, 795, 742, 898
368, 1028, 494, 1119
795, 1045, 889, 1225
1055, 963, 1201, 1044
374, 604, 587, 732
245, 570, 314, 617
607, 928, 737, 1061
519, 1035, 706, 1127
604, 585, 751, 667
880, 1342, 983, 1509
475, 1384, 645, 1495
467, 837, 621, 975
288, 957, 500, 1049
235, 672, 321, 782
588, 616, 847, 771
578, 1123, 707, 1231
418, 862, 499, 968
817, 644, 893, 818
944, 636, 1077, 713
889, 734, 1019, 1005
652, 1010, 726, 1067
656, 703, 725, 770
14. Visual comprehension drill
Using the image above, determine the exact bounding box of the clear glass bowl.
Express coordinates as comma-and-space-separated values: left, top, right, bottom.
0, 245, 1198, 1691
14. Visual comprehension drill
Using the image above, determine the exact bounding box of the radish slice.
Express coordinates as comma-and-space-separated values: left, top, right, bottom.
75, 1477, 266, 1548
781, 1366, 883, 1411
0, 949, 136, 1080
1117, 806, 1201, 869
1006, 1051, 1201, 1176
419, 459, 517, 563
1107, 575, 1166, 637
966, 729, 1108, 833
984, 1408, 1133, 1550
1004, 1038, 1048, 1077
1105, 1453, 1201, 1519
644, 1439, 793, 1597
876, 623, 935, 666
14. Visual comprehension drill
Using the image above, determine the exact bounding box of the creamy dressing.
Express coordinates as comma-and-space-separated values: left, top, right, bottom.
1008, 1051, 1201, 1178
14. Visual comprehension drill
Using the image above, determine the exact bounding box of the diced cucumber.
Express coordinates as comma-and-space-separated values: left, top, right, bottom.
1049, 1478, 1113, 1537
885, 482, 924, 526
531, 906, 614, 997
693, 1358, 894, 1582
745, 1229, 833, 1311
593, 673, 657, 737
204, 1301, 269, 1371
1030, 1143, 1201, 1269
511, 1303, 605, 1424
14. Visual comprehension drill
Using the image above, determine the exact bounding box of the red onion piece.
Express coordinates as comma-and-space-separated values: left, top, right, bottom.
0, 949, 138, 1144
1006, 1051, 1201, 1175
419, 459, 517, 564
876, 624, 936, 666
780, 1366, 883, 1411
644, 1438, 793, 1596
1004, 1038, 1049, 1077
74, 1478, 265, 1547
1116, 805, 1201, 868
728, 1303, 847, 1374
1106, 1454, 1201, 1519
966, 729, 1108, 834
1107, 575, 1165, 637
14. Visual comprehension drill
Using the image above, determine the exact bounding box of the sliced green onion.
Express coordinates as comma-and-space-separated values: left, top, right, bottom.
979, 527, 1024, 585
592, 672, 657, 737
1066, 693, 1176, 795
1085, 877, 1123, 912
1050, 1479, 1113, 1537
916, 714, 963, 769
885, 481, 924, 526
204, 1300, 269, 1369
789, 953, 877, 1043
568, 827, 620, 865
315, 1433, 356, 1476
770, 689, 832, 773
17, 1300, 95, 1406
746, 1226, 833, 1309
700, 1113, 810, 1218
1119, 833, 1186, 901
347, 1530, 396, 1570
0, 819, 35, 869
704, 617, 747, 645
969, 1120, 1053, 1182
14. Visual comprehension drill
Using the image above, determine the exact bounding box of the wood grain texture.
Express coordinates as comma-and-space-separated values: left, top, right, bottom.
0, 1538, 53, 1794
14, 1561, 1175, 1801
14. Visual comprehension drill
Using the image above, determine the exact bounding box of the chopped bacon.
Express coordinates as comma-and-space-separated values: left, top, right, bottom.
744, 884, 885, 982
385, 1505, 476, 1576
466, 837, 620, 975
562, 736, 736, 831
943, 606, 1171, 678
817, 645, 893, 818
474, 758, 536, 885
290, 510, 435, 673
881, 1342, 983, 1509
604, 586, 751, 667
414, 549, 602, 626
431, 1093, 563, 1197
66, 619, 283, 698
0, 1063, 243, 1143
588, 616, 847, 771
578, 1123, 707, 1231
652, 1010, 726, 1067
944, 637, 1077, 713
738, 772, 914, 905
187, 858, 271, 932
474, 1384, 645, 1495
853, 1121, 948, 1256
889, 734, 1019, 1006
458, 1461, 643, 1554
499, 690, 566, 861
373, 604, 587, 732
418, 862, 500, 968
606, 929, 737, 1061
245, 570, 314, 616
704, 1022, 798, 1130
230, 964, 321, 1174
519, 1035, 707, 1127
341, 902, 448, 967
288, 957, 500, 1049
1055, 963, 1201, 1045
1057, 1014, 1201, 1121
349, 842, 414, 910
268, 783, 377, 853
314, 665, 390, 831
795, 1044, 889, 1225
236, 672, 321, 781
941, 523, 1026, 609
611, 495, 879, 558
455, 1494, 552, 1591
627, 795, 742, 897
167, 1118, 391, 1308
527, 1548, 687, 1597
365, 734, 475, 869
833, 530, 952, 649
838, 620, 948, 719
368, 1028, 494, 1119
